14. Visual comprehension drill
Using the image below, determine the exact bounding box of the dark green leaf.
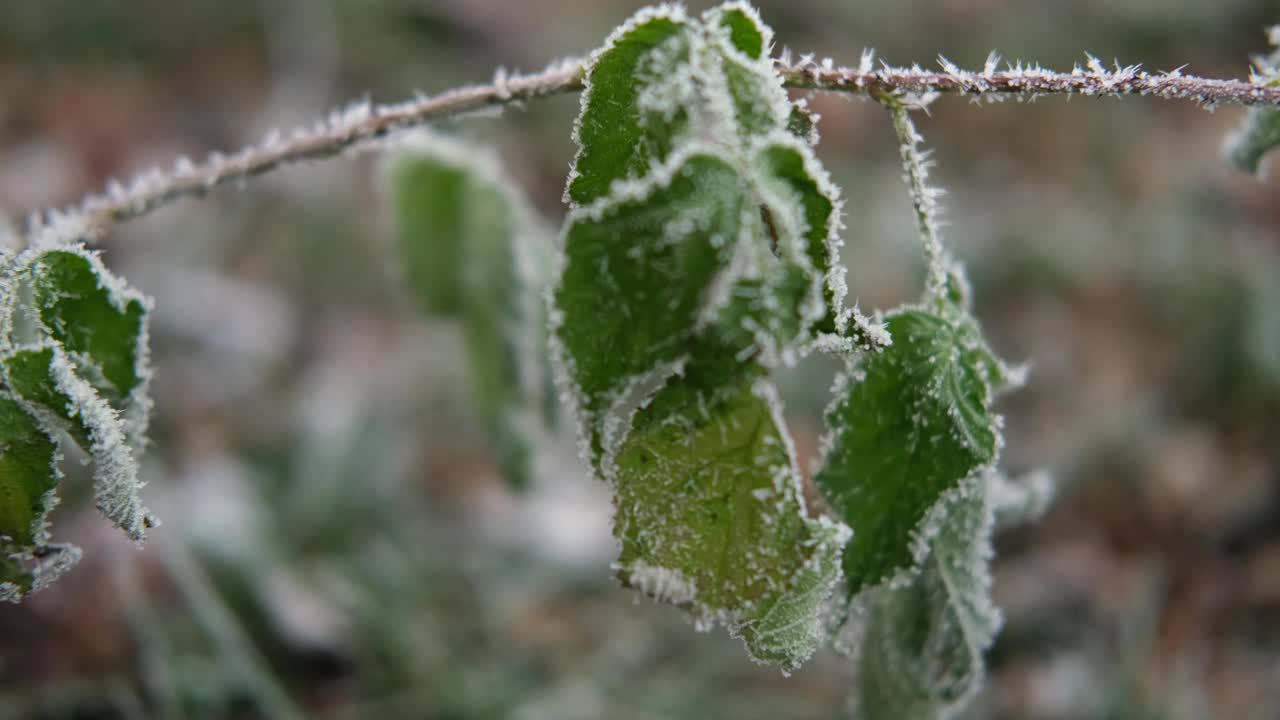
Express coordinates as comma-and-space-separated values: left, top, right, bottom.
566, 8, 695, 206
753, 140, 843, 336
2, 345, 152, 541
553, 152, 747, 466
714, 3, 766, 59
26, 249, 149, 407
0, 393, 57, 548
815, 309, 1000, 594
0, 391, 82, 603
704, 5, 789, 144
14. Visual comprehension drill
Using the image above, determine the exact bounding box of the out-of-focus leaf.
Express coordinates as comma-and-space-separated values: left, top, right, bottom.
389, 133, 555, 490
389, 154, 471, 314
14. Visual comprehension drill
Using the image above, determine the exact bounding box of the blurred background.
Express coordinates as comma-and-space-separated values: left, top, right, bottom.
1, 1, 1278, 718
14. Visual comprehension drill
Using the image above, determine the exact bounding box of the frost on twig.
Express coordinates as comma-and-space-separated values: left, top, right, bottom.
780, 51, 1280, 109
886, 102, 957, 308
22, 38, 1280, 240
25, 58, 587, 245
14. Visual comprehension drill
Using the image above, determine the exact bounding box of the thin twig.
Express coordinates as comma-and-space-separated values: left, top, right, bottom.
886, 100, 952, 307
779, 51, 1280, 107
26, 60, 586, 243
26, 55, 1280, 241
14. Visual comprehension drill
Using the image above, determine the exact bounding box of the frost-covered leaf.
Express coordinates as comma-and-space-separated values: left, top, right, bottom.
753, 138, 845, 336
704, 4, 789, 142
857, 474, 1000, 720
554, 3, 869, 671
815, 308, 1001, 594
553, 150, 747, 468
1226, 28, 1280, 174
0, 391, 78, 603
389, 133, 556, 490
0, 243, 155, 601
2, 345, 153, 542
22, 248, 151, 441
714, 3, 766, 60
787, 102, 820, 146
0, 393, 58, 548
612, 345, 848, 670
566, 6, 696, 206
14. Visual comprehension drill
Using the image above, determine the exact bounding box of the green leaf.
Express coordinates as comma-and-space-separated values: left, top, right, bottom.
612, 345, 848, 670
753, 139, 844, 336
389, 153, 472, 314
714, 3, 766, 60
857, 475, 1000, 720
553, 3, 864, 672
553, 151, 747, 467
26, 250, 149, 403
20, 248, 151, 445
0, 391, 78, 603
703, 5, 790, 144
0, 393, 58, 548
390, 133, 555, 490
786, 102, 820, 146
566, 7, 696, 206
815, 308, 1001, 594
2, 345, 153, 542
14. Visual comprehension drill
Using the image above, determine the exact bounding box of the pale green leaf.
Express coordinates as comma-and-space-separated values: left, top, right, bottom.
857, 475, 1000, 720
390, 133, 555, 490
389, 154, 471, 314
612, 345, 847, 670
814, 308, 1001, 594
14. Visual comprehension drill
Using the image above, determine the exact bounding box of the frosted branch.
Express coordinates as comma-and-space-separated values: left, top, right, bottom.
26, 60, 586, 243
778, 52, 1280, 108
27, 54, 1280, 240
